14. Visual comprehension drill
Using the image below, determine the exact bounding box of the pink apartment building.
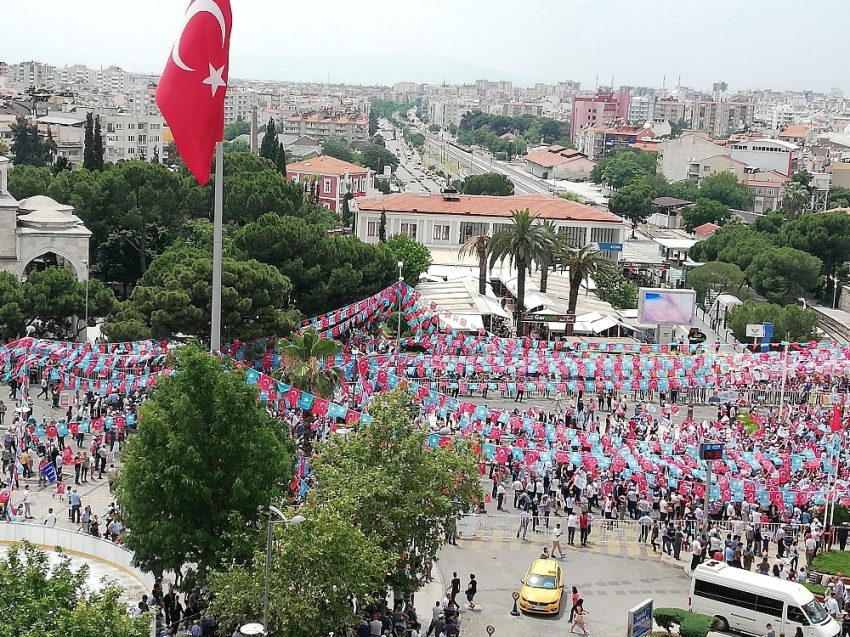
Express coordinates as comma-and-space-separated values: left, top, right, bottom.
286, 156, 371, 212
571, 91, 631, 144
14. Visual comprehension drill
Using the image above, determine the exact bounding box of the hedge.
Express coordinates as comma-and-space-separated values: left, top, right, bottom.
812, 551, 850, 576
654, 608, 719, 637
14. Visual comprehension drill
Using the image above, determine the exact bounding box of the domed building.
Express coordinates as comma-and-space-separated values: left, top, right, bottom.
0, 156, 91, 282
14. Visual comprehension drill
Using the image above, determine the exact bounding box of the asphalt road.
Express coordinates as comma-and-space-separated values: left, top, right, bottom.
435, 541, 691, 637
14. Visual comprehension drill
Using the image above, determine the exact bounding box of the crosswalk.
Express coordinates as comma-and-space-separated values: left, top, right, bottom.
454, 530, 658, 560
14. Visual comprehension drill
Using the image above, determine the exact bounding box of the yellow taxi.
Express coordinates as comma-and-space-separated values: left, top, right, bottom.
518, 558, 565, 615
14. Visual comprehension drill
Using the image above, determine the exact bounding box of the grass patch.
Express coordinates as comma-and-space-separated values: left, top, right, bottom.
812, 551, 850, 575
803, 581, 827, 596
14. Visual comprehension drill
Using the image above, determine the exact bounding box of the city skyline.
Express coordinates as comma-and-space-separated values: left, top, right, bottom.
1, 0, 848, 92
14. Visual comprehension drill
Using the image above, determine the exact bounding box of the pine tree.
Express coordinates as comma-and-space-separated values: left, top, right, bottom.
92, 115, 104, 170
341, 193, 353, 228
83, 112, 96, 170
259, 118, 278, 161
379, 208, 387, 242
274, 142, 287, 174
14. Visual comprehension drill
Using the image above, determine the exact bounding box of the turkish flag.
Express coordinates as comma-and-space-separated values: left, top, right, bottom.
156, 0, 232, 185
830, 403, 843, 433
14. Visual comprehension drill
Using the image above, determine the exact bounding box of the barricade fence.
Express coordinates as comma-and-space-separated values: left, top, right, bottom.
404, 378, 816, 408
457, 513, 792, 546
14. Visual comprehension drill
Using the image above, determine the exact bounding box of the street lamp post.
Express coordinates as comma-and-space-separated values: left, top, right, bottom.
396, 261, 404, 356
263, 506, 306, 633
82, 258, 89, 343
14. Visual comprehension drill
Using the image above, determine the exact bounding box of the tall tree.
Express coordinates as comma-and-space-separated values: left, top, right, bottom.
208, 506, 388, 637
83, 112, 96, 171
782, 182, 809, 220
459, 235, 490, 295
608, 182, 654, 238
224, 117, 250, 141
698, 172, 753, 210
538, 220, 558, 293
487, 209, 556, 324
459, 172, 514, 196
746, 246, 822, 305
379, 208, 387, 242
92, 115, 104, 171
340, 192, 353, 228
687, 261, 745, 305
0, 542, 150, 637
273, 329, 343, 456
385, 233, 433, 283
681, 198, 732, 233
274, 141, 287, 174
259, 117, 279, 161
321, 136, 354, 163
310, 390, 480, 594
10, 116, 52, 167
368, 109, 378, 136
555, 243, 615, 334
117, 344, 293, 582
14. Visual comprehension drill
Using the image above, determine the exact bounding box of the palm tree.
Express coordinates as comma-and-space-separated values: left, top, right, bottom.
459, 234, 490, 296
273, 328, 343, 456
538, 220, 559, 293
555, 242, 616, 335
783, 182, 809, 219
487, 209, 556, 326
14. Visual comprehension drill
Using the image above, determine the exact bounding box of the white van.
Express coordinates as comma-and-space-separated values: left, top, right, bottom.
690, 561, 839, 637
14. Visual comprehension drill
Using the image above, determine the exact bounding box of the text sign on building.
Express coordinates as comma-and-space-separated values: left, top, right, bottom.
627, 599, 654, 637
745, 324, 765, 338
521, 313, 576, 323
597, 242, 624, 252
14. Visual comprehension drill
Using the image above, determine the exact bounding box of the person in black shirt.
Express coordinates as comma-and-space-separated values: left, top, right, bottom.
449, 572, 461, 605
465, 574, 477, 609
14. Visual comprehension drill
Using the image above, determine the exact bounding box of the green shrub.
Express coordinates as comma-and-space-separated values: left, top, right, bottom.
653, 608, 717, 637
654, 608, 686, 635
803, 581, 827, 596
812, 551, 850, 575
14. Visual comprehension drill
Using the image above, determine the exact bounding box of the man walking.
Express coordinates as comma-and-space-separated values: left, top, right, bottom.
449, 572, 461, 606
552, 523, 566, 558
638, 512, 653, 544
69, 488, 81, 524
21, 485, 33, 519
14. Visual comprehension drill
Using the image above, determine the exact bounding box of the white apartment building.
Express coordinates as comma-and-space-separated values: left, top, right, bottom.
429, 100, 467, 128
284, 111, 368, 144
128, 87, 160, 117
729, 138, 799, 177
628, 96, 655, 125
9, 61, 54, 85
224, 88, 255, 125
103, 115, 165, 162
94, 67, 129, 93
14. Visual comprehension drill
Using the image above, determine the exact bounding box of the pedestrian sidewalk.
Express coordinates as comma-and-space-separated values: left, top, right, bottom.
415, 556, 446, 614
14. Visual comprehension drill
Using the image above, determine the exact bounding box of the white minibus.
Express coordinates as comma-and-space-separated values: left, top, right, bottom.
690, 561, 840, 637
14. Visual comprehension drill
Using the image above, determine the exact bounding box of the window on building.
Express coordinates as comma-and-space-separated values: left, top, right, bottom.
138, 135, 147, 144
367, 222, 377, 237
433, 224, 450, 241
138, 123, 146, 130
116, 123, 123, 130
127, 135, 135, 142
558, 225, 586, 248
150, 123, 160, 130
400, 222, 417, 239
151, 136, 160, 142
128, 123, 136, 129
324, 179, 331, 194
703, 165, 710, 172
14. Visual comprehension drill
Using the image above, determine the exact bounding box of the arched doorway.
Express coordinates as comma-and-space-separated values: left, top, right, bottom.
22, 251, 79, 280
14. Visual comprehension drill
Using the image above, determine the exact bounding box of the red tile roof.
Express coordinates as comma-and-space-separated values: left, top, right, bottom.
524, 149, 590, 168
355, 193, 622, 223
286, 155, 367, 175
693, 222, 720, 234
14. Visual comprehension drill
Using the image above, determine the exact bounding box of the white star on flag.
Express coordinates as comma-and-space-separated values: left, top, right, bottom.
203, 63, 227, 96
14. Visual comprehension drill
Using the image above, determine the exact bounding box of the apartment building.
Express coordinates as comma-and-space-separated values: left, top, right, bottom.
575, 127, 606, 161
692, 100, 754, 137
284, 111, 368, 145
8, 61, 54, 85
628, 96, 655, 124
128, 87, 160, 117
102, 114, 166, 162
224, 88, 254, 125
504, 102, 544, 117
570, 91, 630, 143
429, 100, 467, 128
653, 99, 685, 125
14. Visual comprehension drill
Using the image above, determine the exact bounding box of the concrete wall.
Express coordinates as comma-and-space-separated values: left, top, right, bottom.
0, 521, 154, 591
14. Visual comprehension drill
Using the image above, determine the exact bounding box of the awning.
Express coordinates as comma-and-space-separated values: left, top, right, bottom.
591, 316, 618, 333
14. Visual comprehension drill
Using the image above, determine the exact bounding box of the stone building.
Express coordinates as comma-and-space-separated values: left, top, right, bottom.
0, 156, 91, 282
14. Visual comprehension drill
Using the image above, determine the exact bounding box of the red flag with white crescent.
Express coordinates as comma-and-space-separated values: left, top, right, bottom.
156, 0, 232, 184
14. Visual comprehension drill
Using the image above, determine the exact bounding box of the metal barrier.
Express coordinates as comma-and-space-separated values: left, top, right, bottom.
458, 513, 794, 545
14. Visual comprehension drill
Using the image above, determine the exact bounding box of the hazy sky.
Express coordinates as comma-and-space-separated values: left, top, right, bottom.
1, 0, 848, 91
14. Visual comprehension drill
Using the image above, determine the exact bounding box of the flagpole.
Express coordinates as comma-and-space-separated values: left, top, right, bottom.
210, 140, 224, 354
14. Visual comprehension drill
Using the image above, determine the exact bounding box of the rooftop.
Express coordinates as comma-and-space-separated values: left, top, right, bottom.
355, 193, 623, 223
286, 155, 367, 175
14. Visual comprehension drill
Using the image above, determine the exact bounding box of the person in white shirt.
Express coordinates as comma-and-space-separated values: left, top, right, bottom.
21, 485, 33, 519
44, 507, 57, 527
551, 523, 566, 558
825, 593, 840, 617
512, 479, 524, 508
496, 483, 506, 511
566, 513, 578, 545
